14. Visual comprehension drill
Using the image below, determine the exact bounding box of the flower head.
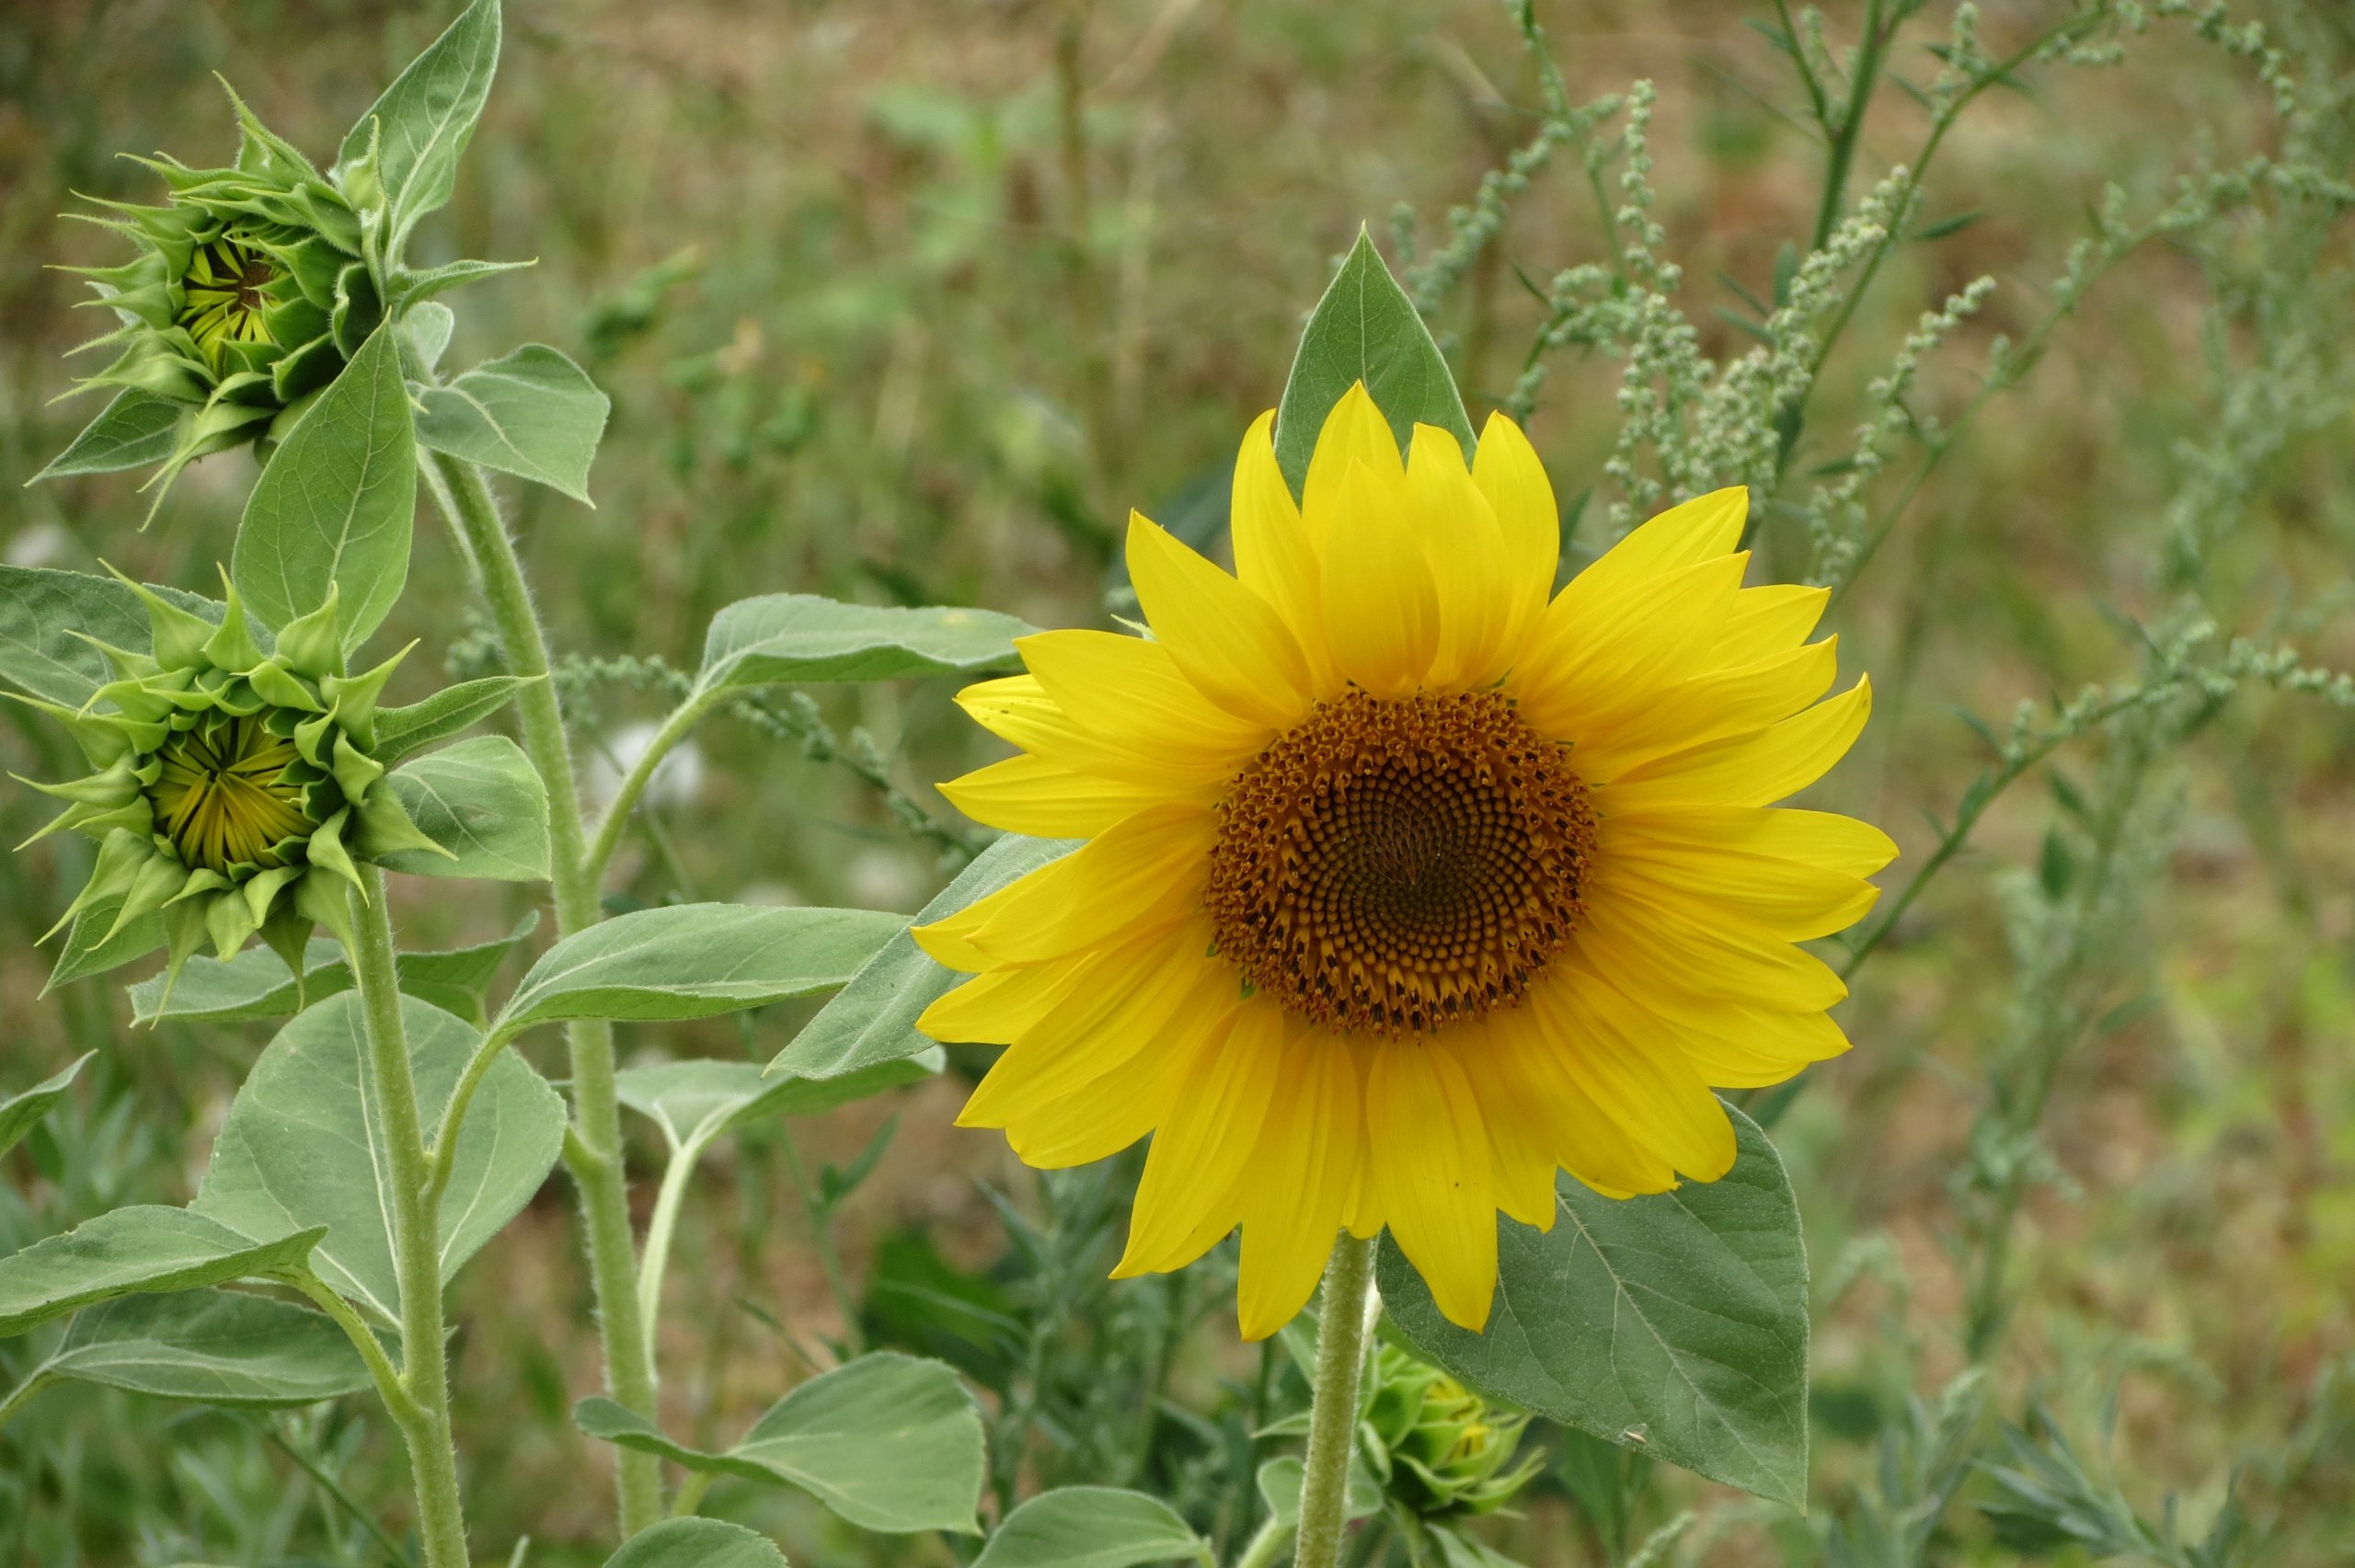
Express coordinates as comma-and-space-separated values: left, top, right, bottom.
17, 571, 443, 998
916, 383, 1891, 1336
1363, 1345, 1543, 1518
55, 86, 369, 502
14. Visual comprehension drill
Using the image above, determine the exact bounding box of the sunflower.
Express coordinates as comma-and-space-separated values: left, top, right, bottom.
915, 383, 1892, 1336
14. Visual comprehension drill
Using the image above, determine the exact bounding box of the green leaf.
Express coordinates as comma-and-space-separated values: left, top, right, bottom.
41, 1289, 370, 1406
0, 1053, 92, 1162
575, 1351, 985, 1534
694, 594, 1031, 698
402, 300, 456, 374
393, 257, 534, 311
372, 675, 535, 764
1377, 1106, 1809, 1509
231, 325, 417, 650
416, 345, 610, 503
0, 566, 224, 708
193, 992, 565, 1324
0, 1207, 324, 1336
128, 916, 539, 1028
337, 0, 501, 246
32, 390, 184, 481
617, 1052, 942, 1152
376, 736, 551, 880
602, 1520, 788, 1568
496, 903, 905, 1033
1429, 1524, 1530, 1568
1254, 1456, 1382, 1531
973, 1488, 1211, 1568
1272, 226, 1474, 495
767, 835, 1077, 1081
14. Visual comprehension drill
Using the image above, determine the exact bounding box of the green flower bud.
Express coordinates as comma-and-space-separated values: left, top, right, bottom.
1362, 1346, 1544, 1521
17, 570, 450, 1001
56, 85, 368, 512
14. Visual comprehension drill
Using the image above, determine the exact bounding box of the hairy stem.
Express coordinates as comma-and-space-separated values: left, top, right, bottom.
582, 687, 722, 885
345, 869, 468, 1568
0, 1371, 48, 1435
425, 451, 663, 1535
637, 1135, 706, 1365
1235, 1516, 1292, 1568
1296, 1234, 1377, 1568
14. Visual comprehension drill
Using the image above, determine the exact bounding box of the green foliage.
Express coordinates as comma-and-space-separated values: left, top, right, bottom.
602, 1518, 789, 1568
972, 1487, 1213, 1568
1380, 1107, 1809, 1509
128, 920, 537, 1027
230, 325, 416, 648
0, 1207, 323, 1337
191, 992, 564, 1322
35, 1290, 371, 1407
416, 344, 610, 503
616, 1053, 940, 1150
335, 0, 502, 259
1273, 227, 1474, 490
499, 902, 904, 1029
0, 1054, 90, 1162
29, 390, 181, 481
378, 735, 551, 879
694, 592, 1034, 696
576, 1351, 987, 1533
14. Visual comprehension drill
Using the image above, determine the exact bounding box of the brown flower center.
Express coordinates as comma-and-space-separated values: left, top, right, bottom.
1206, 689, 1594, 1036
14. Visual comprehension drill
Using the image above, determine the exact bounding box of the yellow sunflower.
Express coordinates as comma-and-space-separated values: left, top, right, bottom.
915, 383, 1891, 1337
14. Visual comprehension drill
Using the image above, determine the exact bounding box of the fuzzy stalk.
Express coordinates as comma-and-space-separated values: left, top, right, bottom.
345, 868, 468, 1568
424, 450, 664, 1535
1295, 1233, 1377, 1568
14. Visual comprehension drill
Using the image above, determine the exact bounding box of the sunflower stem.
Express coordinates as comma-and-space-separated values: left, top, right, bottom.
344, 868, 469, 1568
1296, 1233, 1378, 1568
424, 451, 664, 1538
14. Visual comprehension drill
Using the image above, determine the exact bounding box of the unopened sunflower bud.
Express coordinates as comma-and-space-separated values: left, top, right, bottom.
16, 569, 448, 1001
1363, 1345, 1544, 1520
54, 85, 368, 512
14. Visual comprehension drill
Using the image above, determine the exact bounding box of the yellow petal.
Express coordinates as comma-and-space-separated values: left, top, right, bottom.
1235, 1025, 1363, 1339
1410, 423, 1515, 690
1566, 637, 1839, 782
1001, 1000, 1213, 1168
918, 958, 1088, 1044
1513, 554, 1747, 740
918, 805, 1212, 967
1572, 877, 1848, 1011
1591, 840, 1880, 942
940, 753, 1214, 838
957, 676, 1239, 791
1535, 967, 1739, 1180
1718, 583, 1830, 664
1231, 410, 1341, 698
1019, 627, 1273, 759
1469, 412, 1559, 657
1125, 513, 1311, 727
1114, 1006, 1276, 1276
1485, 1004, 1677, 1197
1602, 677, 1872, 809
1321, 455, 1438, 696
1367, 1040, 1497, 1331
1457, 1022, 1560, 1230
1581, 486, 1749, 594
1662, 1004, 1850, 1088
1300, 382, 1405, 557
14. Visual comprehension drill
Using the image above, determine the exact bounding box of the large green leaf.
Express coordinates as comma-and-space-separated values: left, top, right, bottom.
973, 1488, 1212, 1568
617, 1053, 942, 1153
0, 1207, 323, 1336
372, 674, 535, 764
0, 566, 224, 708
40, 1289, 371, 1406
767, 835, 1077, 1081
416, 345, 609, 503
603, 1520, 787, 1568
128, 916, 539, 1028
575, 1351, 985, 1534
1377, 1106, 1809, 1508
496, 903, 905, 1033
1272, 227, 1473, 494
377, 736, 551, 880
0, 1053, 92, 1162
336, 0, 500, 246
231, 325, 416, 649
193, 992, 566, 1324
693, 594, 1030, 697
32, 390, 183, 481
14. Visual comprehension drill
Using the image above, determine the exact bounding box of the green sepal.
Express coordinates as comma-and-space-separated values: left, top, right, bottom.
203, 882, 262, 960
245, 658, 324, 714
103, 847, 191, 944
152, 895, 215, 1014
294, 866, 356, 950
318, 643, 412, 749
350, 782, 449, 864
17, 757, 144, 810
328, 731, 385, 805
43, 830, 154, 943
104, 565, 214, 670
3, 695, 133, 769
199, 570, 267, 671
257, 898, 314, 1001
304, 807, 363, 893
274, 585, 343, 681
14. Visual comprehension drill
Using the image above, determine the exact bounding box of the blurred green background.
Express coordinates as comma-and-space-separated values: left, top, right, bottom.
2, 1, 2351, 1563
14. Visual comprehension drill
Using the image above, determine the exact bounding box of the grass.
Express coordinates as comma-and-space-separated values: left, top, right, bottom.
2, 0, 2352, 1562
